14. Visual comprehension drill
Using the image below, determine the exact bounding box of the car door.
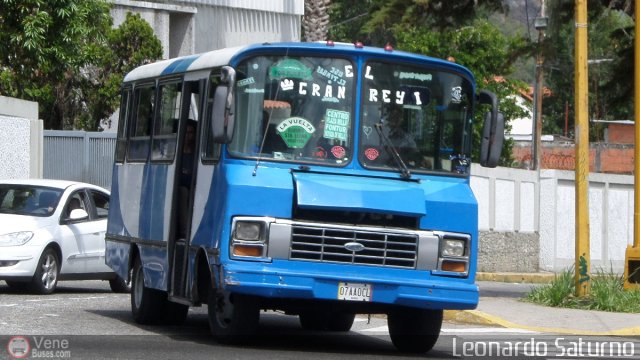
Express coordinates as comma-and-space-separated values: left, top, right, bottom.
84, 189, 111, 272
57, 189, 106, 274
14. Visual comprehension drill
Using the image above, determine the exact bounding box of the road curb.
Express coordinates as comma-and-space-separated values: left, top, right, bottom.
476, 272, 556, 284
444, 309, 504, 326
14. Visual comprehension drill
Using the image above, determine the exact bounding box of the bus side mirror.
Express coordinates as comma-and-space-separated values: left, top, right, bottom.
211, 66, 236, 144
477, 90, 504, 168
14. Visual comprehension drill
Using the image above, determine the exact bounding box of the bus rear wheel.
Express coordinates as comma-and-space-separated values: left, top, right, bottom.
387, 308, 442, 353
131, 256, 165, 324
208, 290, 259, 343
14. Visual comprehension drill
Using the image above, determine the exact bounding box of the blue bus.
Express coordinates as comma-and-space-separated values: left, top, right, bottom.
105, 41, 503, 353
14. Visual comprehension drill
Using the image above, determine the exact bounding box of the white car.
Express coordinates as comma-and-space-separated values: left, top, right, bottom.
0, 179, 130, 294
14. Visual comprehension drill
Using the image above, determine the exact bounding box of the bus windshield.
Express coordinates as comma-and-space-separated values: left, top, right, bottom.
230, 55, 355, 165
359, 61, 474, 175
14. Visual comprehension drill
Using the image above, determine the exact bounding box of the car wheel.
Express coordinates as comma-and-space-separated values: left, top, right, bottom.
131, 256, 165, 324
387, 308, 442, 353
109, 268, 132, 293
28, 248, 59, 295
208, 290, 259, 343
299, 311, 355, 331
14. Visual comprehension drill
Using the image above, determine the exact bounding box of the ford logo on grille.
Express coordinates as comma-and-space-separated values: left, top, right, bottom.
344, 242, 365, 252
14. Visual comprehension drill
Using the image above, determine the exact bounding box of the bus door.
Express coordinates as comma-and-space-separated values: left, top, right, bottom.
169, 73, 206, 300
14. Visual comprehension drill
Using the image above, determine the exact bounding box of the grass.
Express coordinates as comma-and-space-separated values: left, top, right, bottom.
524, 267, 640, 313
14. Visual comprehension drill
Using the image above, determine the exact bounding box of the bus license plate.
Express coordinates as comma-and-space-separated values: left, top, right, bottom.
337, 282, 372, 301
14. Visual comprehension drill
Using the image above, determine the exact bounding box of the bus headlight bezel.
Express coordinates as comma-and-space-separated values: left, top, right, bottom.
230, 217, 273, 260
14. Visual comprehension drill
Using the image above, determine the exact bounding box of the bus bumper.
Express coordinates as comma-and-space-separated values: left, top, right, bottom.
220, 261, 478, 310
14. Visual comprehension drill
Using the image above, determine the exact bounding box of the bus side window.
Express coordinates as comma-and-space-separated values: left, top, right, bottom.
202, 74, 222, 162
115, 88, 131, 163
128, 84, 156, 162
151, 81, 181, 162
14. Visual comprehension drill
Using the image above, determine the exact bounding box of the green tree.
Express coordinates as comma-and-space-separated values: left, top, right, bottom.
0, 1, 162, 130
80, 12, 162, 131
0, 0, 112, 129
543, 0, 634, 140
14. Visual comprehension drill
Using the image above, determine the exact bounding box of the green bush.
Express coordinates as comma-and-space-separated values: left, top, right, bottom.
525, 266, 640, 313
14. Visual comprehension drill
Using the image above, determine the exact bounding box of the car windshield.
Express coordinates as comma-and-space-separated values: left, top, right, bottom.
359, 61, 474, 176
229, 55, 355, 165
0, 185, 63, 217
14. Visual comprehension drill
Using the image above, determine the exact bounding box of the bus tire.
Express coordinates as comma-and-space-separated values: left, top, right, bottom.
387, 308, 442, 353
131, 256, 165, 324
208, 290, 259, 343
299, 311, 355, 331
109, 271, 132, 293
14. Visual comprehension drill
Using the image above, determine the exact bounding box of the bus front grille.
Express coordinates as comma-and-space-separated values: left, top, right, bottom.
289, 224, 418, 269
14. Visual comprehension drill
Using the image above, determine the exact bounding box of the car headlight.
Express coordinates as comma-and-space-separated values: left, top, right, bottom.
0, 231, 34, 247
441, 238, 465, 257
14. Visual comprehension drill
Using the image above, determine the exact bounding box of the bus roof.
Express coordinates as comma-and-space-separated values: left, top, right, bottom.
123, 42, 474, 83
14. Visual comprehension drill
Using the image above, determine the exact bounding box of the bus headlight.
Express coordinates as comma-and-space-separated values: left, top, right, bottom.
231, 217, 272, 259
434, 233, 470, 276
442, 239, 465, 257
235, 221, 263, 241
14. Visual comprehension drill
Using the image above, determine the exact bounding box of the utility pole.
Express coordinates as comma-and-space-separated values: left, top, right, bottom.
532, 0, 548, 170
623, 0, 640, 290
574, 0, 590, 297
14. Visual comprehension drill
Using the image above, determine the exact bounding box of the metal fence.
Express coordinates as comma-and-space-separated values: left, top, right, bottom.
43, 131, 116, 189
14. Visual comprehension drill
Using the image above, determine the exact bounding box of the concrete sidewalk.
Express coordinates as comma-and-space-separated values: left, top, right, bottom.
444, 274, 640, 336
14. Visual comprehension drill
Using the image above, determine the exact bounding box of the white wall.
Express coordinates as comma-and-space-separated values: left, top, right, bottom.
471, 164, 634, 273
0, 96, 42, 179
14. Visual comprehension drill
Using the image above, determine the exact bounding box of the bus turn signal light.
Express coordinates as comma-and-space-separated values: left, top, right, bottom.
233, 245, 262, 257
441, 261, 465, 273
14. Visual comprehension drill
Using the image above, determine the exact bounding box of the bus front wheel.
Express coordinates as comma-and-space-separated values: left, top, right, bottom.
208, 290, 259, 343
131, 256, 165, 324
387, 308, 442, 353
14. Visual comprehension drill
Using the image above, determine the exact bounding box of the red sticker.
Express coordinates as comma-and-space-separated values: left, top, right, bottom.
331, 146, 346, 159
313, 146, 328, 158
365, 148, 379, 161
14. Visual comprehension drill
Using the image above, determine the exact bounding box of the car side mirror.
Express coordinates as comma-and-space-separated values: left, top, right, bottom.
211, 66, 236, 144
477, 90, 505, 168
68, 209, 89, 222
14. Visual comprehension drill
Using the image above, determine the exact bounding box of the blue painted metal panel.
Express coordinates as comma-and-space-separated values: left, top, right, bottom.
293, 172, 426, 216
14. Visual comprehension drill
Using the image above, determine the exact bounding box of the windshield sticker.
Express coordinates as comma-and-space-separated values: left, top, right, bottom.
345, 65, 354, 78
398, 72, 433, 81
311, 146, 328, 158
269, 59, 313, 80
451, 86, 463, 103
362, 126, 373, 138
368, 87, 430, 105
281, 79, 347, 100
237, 77, 255, 87
316, 66, 347, 86
364, 148, 379, 161
368, 89, 417, 104
277, 117, 315, 148
331, 146, 346, 159
324, 109, 350, 141
365, 66, 374, 80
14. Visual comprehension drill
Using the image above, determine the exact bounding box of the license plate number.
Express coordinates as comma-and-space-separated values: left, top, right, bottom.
337, 282, 372, 301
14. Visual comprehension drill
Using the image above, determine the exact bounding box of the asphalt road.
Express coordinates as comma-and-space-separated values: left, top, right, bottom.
2, 280, 635, 360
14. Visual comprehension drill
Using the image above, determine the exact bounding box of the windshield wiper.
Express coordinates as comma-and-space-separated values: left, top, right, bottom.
374, 121, 411, 180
